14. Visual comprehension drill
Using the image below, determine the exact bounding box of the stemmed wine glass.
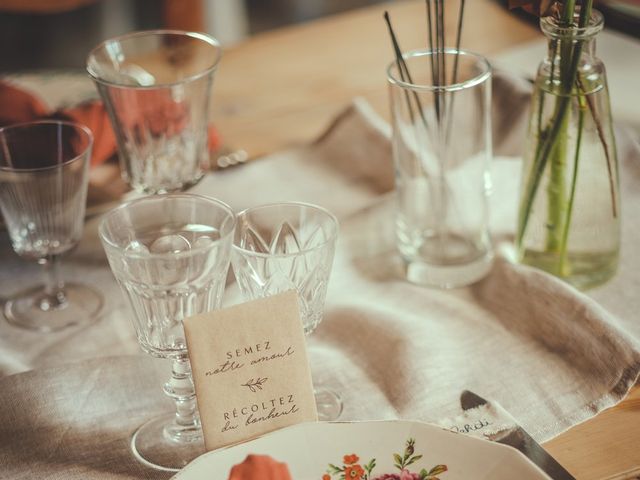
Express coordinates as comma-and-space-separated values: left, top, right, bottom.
230, 202, 341, 420
0, 120, 103, 331
99, 193, 235, 472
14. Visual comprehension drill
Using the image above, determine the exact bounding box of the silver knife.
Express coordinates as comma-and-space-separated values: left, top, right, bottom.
460, 390, 576, 480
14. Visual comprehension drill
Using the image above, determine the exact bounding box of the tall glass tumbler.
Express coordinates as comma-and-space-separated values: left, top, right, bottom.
387, 49, 493, 288
87, 30, 222, 193
231, 202, 340, 420
0, 120, 103, 331
99, 194, 235, 471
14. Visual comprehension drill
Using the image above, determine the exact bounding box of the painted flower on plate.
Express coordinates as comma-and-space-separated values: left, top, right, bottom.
344, 454, 360, 465
345, 464, 366, 479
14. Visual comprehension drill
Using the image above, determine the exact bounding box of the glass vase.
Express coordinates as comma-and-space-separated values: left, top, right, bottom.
516, 9, 620, 290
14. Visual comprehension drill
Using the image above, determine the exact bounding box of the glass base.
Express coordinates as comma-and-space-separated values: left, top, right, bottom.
131, 413, 204, 472
404, 251, 493, 288
132, 171, 204, 195
315, 387, 343, 421
519, 248, 618, 290
3, 282, 103, 332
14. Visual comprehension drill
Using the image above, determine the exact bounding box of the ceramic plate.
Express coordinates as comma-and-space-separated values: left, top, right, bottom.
173, 420, 552, 480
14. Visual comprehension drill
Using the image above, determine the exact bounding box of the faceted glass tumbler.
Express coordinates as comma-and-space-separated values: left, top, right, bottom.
87, 30, 222, 193
231, 202, 338, 335
0, 120, 103, 331
387, 49, 493, 288
231, 202, 341, 420
99, 193, 235, 472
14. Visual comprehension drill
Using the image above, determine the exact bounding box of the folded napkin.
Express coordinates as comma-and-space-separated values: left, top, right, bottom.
0, 356, 174, 480
1, 72, 640, 480
0, 81, 115, 166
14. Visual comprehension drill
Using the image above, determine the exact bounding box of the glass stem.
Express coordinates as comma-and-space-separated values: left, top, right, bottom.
163, 356, 201, 440
39, 254, 67, 310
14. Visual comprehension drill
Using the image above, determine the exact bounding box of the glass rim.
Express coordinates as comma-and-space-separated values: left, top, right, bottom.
540, 9, 604, 40
232, 201, 339, 258
99, 193, 236, 260
0, 120, 93, 173
386, 48, 492, 93
86, 29, 223, 90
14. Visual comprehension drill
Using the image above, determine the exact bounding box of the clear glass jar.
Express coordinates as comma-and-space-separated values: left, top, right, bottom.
387, 49, 493, 288
516, 9, 620, 289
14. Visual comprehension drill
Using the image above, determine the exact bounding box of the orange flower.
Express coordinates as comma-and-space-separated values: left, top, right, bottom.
344, 464, 365, 480
343, 454, 359, 465
322, 475, 331, 480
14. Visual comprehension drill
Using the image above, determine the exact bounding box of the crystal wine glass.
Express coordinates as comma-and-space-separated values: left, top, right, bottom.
0, 120, 103, 331
86, 30, 222, 194
230, 202, 340, 420
99, 194, 235, 472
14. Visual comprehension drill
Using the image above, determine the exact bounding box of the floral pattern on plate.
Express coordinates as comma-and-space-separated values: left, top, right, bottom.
322, 438, 447, 480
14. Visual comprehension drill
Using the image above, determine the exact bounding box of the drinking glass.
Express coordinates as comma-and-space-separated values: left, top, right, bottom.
87, 30, 222, 194
387, 49, 493, 288
231, 202, 340, 420
99, 194, 235, 471
0, 120, 103, 331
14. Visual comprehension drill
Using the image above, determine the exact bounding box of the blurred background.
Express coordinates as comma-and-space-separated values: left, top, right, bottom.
0, 0, 637, 72
0, 0, 389, 72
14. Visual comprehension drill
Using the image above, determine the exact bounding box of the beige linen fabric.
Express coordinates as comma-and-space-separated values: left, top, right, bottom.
0, 73, 639, 479
0, 356, 175, 480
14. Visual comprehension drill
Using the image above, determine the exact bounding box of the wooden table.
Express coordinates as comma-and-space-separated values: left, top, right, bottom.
213, 1, 640, 479
212, 0, 539, 159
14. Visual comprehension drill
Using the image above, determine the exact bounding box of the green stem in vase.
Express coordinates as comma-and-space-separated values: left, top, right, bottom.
517, 95, 570, 245
545, 0, 576, 252
517, 0, 593, 248
558, 82, 586, 275
560, 0, 577, 26
580, 77, 618, 218
574, 0, 616, 219
545, 109, 568, 254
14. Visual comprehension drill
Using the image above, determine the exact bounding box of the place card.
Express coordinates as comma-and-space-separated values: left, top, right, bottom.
184, 290, 318, 451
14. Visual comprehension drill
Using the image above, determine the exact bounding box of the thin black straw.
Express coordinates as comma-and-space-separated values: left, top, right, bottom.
425, 0, 440, 122
451, 0, 466, 84
438, 0, 446, 87
440, 0, 446, 111
384, 11, 428, 129
434, 0, 446, 119
446, 0, 466, 143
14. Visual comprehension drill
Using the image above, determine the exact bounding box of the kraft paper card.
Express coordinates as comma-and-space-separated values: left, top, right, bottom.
184, 290, 318, 451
